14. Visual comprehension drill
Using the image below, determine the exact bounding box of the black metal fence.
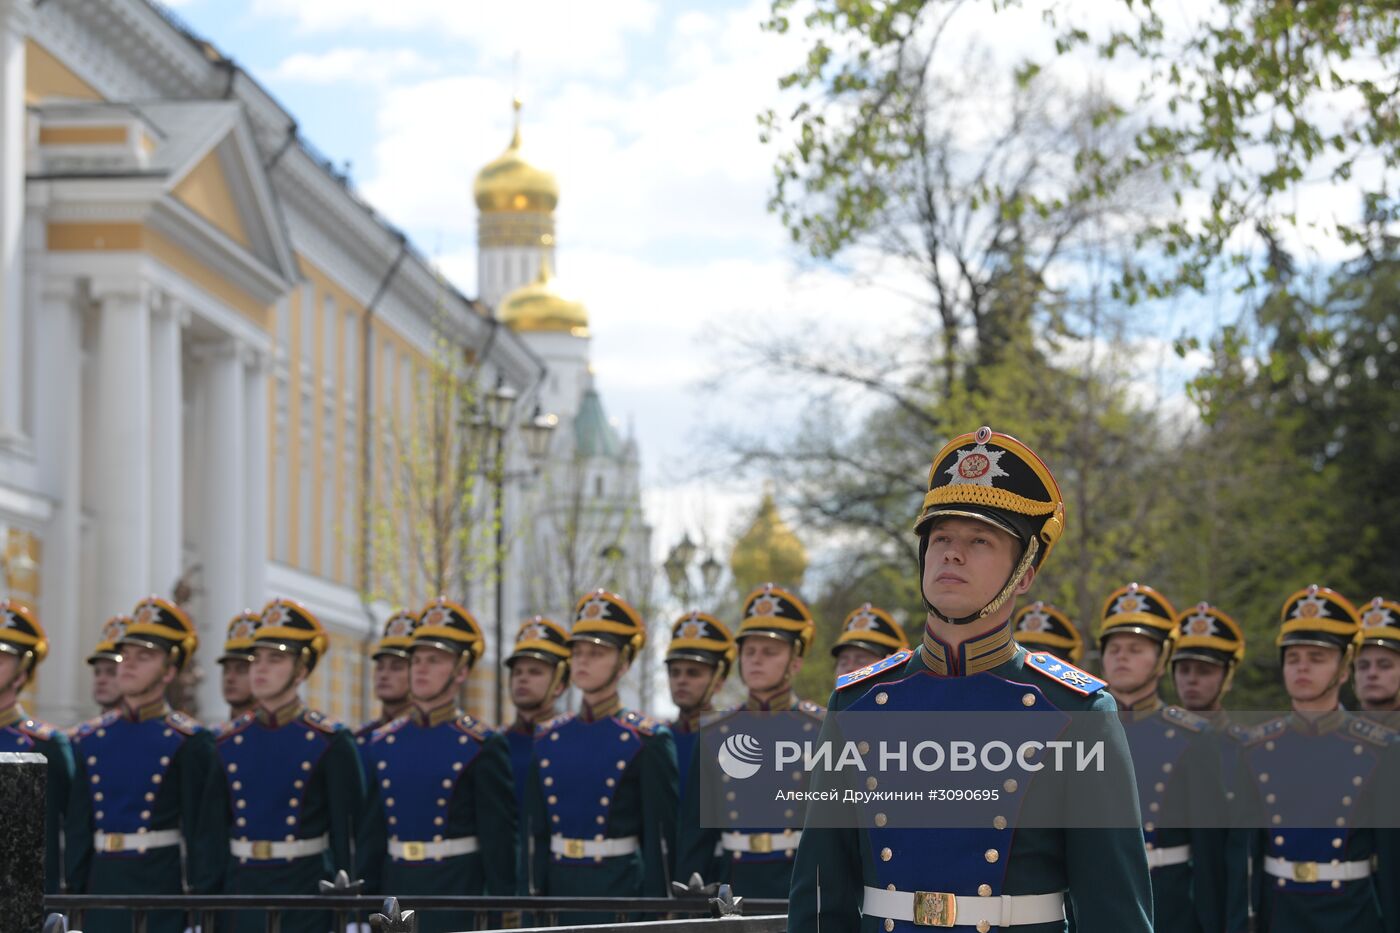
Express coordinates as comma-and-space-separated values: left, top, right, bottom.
43, 894, 789, 933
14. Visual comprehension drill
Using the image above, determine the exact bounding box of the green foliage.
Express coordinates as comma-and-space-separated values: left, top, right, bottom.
763, 0, 1400, 299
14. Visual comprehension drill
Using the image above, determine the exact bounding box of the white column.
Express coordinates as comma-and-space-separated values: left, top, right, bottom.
0, 0, 31, 444
94, 279, 152, 617
149, 296, 185, 596
197, 339, 245, 717
243, 348, 268, 608
33, 280, 85, 723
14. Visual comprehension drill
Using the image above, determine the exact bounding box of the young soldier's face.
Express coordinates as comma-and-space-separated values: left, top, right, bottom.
1282, 644, 1346, 701
668, 659, 717, 710
220, 658, 252, 708
1101, 633, 1160, 693
90, 658, 121, 707
1354, 645, 1400, 708
250, 646, 300, 701
570, 640, 623, 692
0, 653, 25, 701
117, 644, 173, 696
410, 646, 462, 702
739, 637, 799, 692
374, 655, 410, 703
509, 657, 560, 709
1171, 658, 1226, 711
922, 518, 1024, 618
834, 645, 883, 678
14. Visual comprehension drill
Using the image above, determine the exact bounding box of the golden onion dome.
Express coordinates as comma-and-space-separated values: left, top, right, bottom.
730, 493, 807, 599
498, 257, 588, 335
473, 98, 559, 213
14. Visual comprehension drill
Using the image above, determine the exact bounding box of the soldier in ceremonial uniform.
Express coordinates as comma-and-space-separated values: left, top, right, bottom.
1354, 598, 1400, 721
204, 598, 364, 933
504, 614, 570, 892
677, 584, 825, 897
1234, 586, 1400, 933
1, 600, 73, 894
1012, 601, 1084, 665
67, 596, 218, 933
357, 609, 419, 745
788, 426, 1152, 932
665, 611, 735, 885
832, 603, 910, 679
357, 598, 516, 932
216, 610, 260, 723
86, 615, 129, 715
1098, 584, 1229, 933
1170, 601, 1253, 933
524, 590, 678, 924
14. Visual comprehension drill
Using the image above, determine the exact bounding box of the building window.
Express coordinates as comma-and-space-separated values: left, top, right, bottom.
595, 476, 604, 497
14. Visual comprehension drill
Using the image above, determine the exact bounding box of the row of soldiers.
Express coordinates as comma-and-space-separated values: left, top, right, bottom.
1, 579, 834, 932
4, 425, 1400, 931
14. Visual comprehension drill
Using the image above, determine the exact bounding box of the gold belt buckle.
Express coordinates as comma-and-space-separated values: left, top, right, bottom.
1293, 861, 1319, 883
749, 833, 773, 854
564, 838, 586, 859
401, 841, 426, 862
913, 891, 957, 927
104, 833, 125, 853
251, 840, 273, 860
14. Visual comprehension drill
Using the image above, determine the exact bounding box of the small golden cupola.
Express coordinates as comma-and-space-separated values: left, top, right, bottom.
497, 256, 589, 335
730, 493, 808, 599
473, 98, 559, 215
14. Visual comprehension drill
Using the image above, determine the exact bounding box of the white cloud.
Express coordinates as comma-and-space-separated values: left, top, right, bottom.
250, 0, 660, 81
270, 47, 437, 84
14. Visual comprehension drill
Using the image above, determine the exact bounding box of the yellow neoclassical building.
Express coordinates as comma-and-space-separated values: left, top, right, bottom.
0, 0, 652, 728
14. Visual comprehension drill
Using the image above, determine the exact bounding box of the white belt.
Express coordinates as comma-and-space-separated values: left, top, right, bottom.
389, 836, 479, 862
94, 829, 181, 854
863, 886, 1064, 928
721, 830, 802, 854
550, 834, 640, 859
230, 833, 329, 860
1146, 844, 1191, 869
1264, 855, 1373, 883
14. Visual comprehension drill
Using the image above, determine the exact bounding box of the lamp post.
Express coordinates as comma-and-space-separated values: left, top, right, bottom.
663, 532, 722, 608
474, 380, 558, 724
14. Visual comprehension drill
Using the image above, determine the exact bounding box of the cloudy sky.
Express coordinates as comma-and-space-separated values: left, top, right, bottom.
162, 0, 940, 565
162, 0, 1362, 583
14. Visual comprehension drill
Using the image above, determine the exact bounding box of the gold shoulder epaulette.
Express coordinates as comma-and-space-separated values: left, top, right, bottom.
1239, 717, 1287, 747
1348, 715, 1399, 747
303, 709, 342, 734
454, 713, 493, 741
164, 710, 201, 736
1162, 705, 1208, 733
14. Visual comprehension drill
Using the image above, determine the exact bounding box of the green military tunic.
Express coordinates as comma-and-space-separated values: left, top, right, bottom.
1116, 698, 1229, 933
788, 626, 1153, 933
67, 701, 218, 933
203, 701, 364, 933
355, 704, 517, 933
2, 704, 73, 894
524, 695, 678, 925
676, 688, 825, 898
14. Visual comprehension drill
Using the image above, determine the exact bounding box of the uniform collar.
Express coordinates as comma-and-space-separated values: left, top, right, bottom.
579, 692, 622, 723
918, 620, 1017, 677
672, 706, 712, 733
0, 704, 24, 729
256, 699, 306, 728
1288, 707, 1346, 735
1116, 693, 1163, 720
125, 698, 170, 723
411, 702, 460, 727
742, 687, 794, 712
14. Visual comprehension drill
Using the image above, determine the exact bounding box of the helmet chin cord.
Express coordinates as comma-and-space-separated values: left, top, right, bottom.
920, 536, 1039, 626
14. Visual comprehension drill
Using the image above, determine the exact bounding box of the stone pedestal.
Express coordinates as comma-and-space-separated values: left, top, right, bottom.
0, 752, 46, 933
